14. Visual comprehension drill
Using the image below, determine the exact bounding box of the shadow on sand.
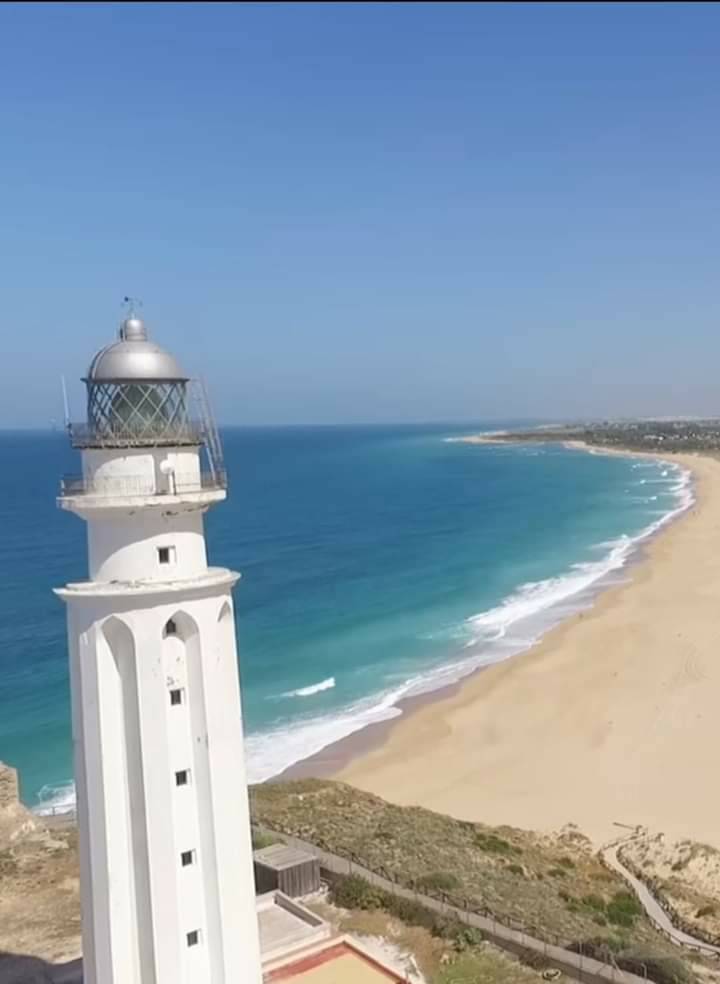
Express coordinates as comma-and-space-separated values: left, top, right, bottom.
0, 954, 82, 984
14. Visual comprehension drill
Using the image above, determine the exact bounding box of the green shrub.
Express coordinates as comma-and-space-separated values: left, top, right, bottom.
606, 905, 635, 928
606, 890, 642, 927
415, 871, 460, 893
581, 894, 606, 913
251, 829, 279, 850
557, 856, 576, 869
507, 863, 525, 876
548, 867, 567, 878
330, 874, 387, 910
390, 896, 436, 930
696, 903, 716, 918
330, 873, 478, 944
567, 937, 622, 961
517, 950, 554, 971
475, 833, 521, 855
431, 917, 483, 950
619, 951, 692, 984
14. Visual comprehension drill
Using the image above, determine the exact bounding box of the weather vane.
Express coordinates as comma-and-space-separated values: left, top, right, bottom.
122, 295, 143, 317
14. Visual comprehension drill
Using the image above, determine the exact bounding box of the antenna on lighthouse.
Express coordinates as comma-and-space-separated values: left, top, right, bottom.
61, 375, 71, 431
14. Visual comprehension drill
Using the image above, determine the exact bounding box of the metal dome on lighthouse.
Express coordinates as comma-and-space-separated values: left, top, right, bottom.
55, 306, 262, 984
87, 315, 187, 381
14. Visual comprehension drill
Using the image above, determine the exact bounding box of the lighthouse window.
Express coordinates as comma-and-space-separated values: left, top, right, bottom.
169, 688, 183, 706
175, 769, 190, 787
181, 849, 195, 867
186, 930, 200, 947
165, 619, 177, 636
158, 546, 175, 565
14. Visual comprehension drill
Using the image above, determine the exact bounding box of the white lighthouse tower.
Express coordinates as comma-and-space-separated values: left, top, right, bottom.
56, 311, 263, 984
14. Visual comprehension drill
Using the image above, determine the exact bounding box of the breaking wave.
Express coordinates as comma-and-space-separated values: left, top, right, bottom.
280, 677, 336, 698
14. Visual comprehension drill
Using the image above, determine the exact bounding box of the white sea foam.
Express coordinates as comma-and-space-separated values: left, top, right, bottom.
34, 780, 76, 817
280, 676, 336, 698
32, 458, 695, 811
241, 460, 695, 784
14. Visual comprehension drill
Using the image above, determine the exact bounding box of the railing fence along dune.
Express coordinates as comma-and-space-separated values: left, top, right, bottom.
253, 825, 661, 984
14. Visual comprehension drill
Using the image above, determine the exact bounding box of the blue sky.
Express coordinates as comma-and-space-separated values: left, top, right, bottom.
2, 2, 720, 426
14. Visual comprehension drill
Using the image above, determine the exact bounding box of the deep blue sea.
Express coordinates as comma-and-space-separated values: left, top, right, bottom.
0, 425, 692, 813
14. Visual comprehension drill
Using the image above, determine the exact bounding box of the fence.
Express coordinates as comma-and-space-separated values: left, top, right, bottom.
604, 844, 720, 958
253, 824, 652, 984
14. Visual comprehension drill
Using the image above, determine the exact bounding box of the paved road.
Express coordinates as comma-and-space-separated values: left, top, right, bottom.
602, 845, 720, 957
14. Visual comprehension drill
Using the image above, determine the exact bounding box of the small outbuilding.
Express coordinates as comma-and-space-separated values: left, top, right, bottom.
254, 843, 321, 898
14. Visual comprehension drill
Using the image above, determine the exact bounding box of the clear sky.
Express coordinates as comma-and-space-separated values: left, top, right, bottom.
2, 2, 720, 427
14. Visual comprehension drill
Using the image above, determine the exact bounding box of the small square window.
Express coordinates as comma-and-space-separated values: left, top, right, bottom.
186, 930, 200, 947
158, 546, 176, 565
169, 688, 183, 706
175, 769, 190, 787
165, 619, 177, 636
181, 850, 195, 867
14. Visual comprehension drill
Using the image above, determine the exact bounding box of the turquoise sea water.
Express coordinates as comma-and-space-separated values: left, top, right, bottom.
0, 425, 692, 812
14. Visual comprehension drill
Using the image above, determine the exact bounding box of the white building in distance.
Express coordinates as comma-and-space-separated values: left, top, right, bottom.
56, 312, 262, 984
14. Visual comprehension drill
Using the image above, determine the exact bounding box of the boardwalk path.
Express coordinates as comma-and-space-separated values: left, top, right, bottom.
602, 844, 720, 958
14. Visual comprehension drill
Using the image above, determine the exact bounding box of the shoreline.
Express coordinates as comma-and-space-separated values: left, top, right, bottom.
280, 442, 695, 791
37, 440, 702, 833
331, 448, 720, 849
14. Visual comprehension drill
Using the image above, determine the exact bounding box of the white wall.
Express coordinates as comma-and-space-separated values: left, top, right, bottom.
86, 508, 208, 583
82, 448, 202, 497
62, 587, 263, 984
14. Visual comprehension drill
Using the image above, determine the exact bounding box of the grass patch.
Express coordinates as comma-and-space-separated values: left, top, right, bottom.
606, 891, 643, 928
476, 833, 521, 856
415, 871, 460, 893
433, 949, 543, 984
581, 894, 606, 913
251, 829, 279, 851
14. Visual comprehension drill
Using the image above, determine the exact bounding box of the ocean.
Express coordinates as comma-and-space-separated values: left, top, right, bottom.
0, 425, 692, 814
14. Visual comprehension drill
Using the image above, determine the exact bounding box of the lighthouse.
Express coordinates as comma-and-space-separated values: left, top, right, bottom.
55, 312, 263, 984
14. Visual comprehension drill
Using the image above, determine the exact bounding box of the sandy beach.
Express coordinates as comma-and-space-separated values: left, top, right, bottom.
337, 449, 720, 849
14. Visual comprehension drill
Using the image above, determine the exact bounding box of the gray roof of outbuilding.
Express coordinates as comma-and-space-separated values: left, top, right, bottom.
253, 844, 317, 870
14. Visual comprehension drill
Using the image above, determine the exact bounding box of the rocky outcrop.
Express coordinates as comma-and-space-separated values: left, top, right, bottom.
0, 761, 39, 846
0, 762, 19, 809
0, 762, 81, 964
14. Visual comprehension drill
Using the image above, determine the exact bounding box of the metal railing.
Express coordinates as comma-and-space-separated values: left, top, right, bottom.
59, 469, 227, 498
68, 421, 206, 449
